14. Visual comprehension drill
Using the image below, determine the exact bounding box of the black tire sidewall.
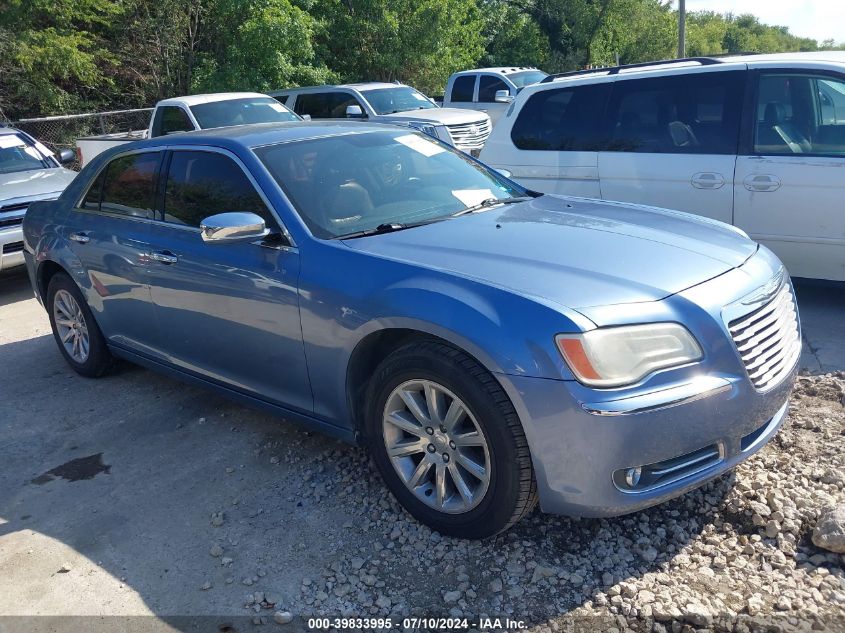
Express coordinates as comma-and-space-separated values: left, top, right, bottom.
46, 273, 112, 377
366, 344, 528, 538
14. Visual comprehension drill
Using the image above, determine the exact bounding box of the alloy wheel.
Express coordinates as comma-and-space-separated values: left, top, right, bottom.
53, 289, 90, 363
382, 379, 491, 514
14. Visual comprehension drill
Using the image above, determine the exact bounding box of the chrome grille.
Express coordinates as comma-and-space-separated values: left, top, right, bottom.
728, 283, 800, 390
446, 119, 491, 151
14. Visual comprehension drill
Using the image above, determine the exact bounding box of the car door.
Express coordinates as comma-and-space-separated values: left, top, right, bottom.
143, 147, 312, 412
504, 82, 610, 197
734, 70, 845, 281
476, 74, 511, 125
598, 69, 746, 225
447, 74, 477, 111
63, 150, 161, 353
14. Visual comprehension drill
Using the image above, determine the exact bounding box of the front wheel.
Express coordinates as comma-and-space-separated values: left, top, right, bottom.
365, 340, 537, 538
46, 272, 114, 378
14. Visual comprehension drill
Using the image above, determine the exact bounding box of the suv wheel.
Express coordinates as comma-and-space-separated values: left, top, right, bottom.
366, 339, 537, 538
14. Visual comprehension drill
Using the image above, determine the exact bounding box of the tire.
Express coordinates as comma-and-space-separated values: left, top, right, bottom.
46, 272, 114, 378
365, 339, 537, 539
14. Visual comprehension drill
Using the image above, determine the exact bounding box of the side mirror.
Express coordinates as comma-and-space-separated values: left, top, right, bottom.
345, 105, 365, 119
57, 148, 76, 165
494, 89, 514, 104
200, 212, 269, 243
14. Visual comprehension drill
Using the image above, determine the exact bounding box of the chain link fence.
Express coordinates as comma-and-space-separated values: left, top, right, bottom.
8, 109, 153, 171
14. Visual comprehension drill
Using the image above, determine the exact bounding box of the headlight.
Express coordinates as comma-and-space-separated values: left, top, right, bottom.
406, 122, 438, 138
556, 323, 703, 388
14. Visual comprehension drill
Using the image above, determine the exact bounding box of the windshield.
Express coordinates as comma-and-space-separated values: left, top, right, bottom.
361, 87, 438, 115
190, 97, 300, 129
509, 70, 548, 88
255, 130, 523, 239
0, 133, 53, 175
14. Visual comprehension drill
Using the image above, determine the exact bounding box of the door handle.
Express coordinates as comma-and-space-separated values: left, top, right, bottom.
69, 232, 90, 244
744, 174, 782, 192
148, 251, 178, 265
691, 172, 725, 189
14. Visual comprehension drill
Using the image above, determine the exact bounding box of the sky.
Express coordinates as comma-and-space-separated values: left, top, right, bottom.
683, 0, 845, 44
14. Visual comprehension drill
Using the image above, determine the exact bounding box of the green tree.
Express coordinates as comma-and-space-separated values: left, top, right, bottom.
310, 0, 485, 94
478, 0, 549, 68
0, 0, 121, 118
192, 0, 334, 93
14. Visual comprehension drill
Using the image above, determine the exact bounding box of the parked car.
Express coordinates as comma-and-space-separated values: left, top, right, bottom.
480, 52, 845, 282
270, 83, 492, 156
443, 67, 548, 125
24, 122, 799, 538
76, 92, 301, 167
0, 127, 76, 272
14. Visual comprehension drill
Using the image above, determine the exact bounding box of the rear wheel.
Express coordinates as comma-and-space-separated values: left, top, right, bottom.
47, 273, 114, 377
365, 339, 537, 538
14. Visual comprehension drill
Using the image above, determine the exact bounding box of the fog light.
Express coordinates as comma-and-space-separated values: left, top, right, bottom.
625, 467, 642, 488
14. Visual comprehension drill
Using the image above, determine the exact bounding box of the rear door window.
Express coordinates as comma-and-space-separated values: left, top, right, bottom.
478, 75, 509, 103
293, 92, 361, 118
151, 106, 195, 137
511, 83, 611, 150
163, 151, 273, 227
90, 152, 161, 219
450, 76, 476, 103
604, 70, 745, 154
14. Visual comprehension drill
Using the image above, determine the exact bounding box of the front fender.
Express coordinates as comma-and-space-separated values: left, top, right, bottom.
298, 244, 591, 428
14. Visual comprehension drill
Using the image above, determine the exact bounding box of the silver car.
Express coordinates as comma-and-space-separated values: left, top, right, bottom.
0, 127, 76, 271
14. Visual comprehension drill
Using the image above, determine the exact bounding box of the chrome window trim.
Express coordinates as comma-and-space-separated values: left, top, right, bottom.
73, 144, 297, 249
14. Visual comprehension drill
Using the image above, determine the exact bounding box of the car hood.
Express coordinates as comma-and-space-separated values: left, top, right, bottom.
383, 108, 489, 126
344, 195, 757, 312
0, 168, 77, 205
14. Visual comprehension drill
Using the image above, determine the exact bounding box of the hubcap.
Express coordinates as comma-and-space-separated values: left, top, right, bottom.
53, 289, 90, 363
382, 379, 491, 514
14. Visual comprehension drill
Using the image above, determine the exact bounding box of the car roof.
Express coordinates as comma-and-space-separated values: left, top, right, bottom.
125, 121, 408, 151
270, 82, 404, 95
543, 52, 845, 85
157, 92, 275, 107
452, 67, 543, 76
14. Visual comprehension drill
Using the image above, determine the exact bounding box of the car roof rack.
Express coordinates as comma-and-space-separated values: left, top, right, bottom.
540, 57, 724, 83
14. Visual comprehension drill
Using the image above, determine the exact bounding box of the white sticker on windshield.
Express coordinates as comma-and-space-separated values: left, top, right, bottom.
452, 189, 496, 207
269, 102, 286, 112
395, 134, 445, 157
24, 147, 42, 160
0, 135, 25, 149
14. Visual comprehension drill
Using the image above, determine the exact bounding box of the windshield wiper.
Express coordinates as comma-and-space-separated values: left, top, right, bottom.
334, 219, 443, 240
451, 196, 534, 218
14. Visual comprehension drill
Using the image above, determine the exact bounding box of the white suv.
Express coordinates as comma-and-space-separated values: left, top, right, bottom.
480, 52, 845, 281
271, 83, 492, 156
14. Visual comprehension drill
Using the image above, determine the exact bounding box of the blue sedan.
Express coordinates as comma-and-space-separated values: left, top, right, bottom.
22, 122, 800, 538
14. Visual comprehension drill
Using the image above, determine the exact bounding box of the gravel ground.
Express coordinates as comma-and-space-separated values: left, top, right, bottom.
1, 269, 843, 632
260, 373, 845, 631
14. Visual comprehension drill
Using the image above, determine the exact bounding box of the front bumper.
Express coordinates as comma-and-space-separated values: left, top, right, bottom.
0, 225, 25, 271
499, 366, 794, 518
497, 246, 798, 518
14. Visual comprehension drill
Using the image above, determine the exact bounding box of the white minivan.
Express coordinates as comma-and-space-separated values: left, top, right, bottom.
480, 52, 845, 281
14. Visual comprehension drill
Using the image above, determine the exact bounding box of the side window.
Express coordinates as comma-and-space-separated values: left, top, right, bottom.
273, 95, 289, 105
294, 92, 360, 118
96, 153, 160, 218
163, 151, 273, 227
450, 76, 476, 103
511, 84, 611, 151
151, 106, 194, 137
478, 75, 509, 103
754, 73, 845, 156
81, 170, 106, 211
605, 71, 744, 154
